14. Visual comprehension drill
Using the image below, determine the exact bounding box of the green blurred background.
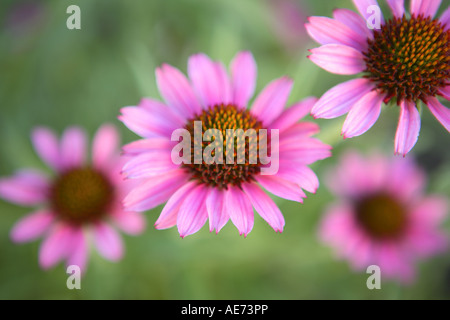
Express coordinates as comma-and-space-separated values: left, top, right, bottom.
0, 0, 449, 299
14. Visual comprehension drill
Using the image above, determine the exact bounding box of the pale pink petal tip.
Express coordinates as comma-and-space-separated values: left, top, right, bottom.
93, 223, 124, 262
11, 210, 54, 243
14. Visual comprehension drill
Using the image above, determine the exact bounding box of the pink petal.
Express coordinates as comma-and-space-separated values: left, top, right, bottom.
342, 90, 384, 139
155, 64, 202, 119
268, 97, 318, 132
0, 170, 49, 206
39, 223, 74, 269
123, 170, 189, 212
394, 100, 421, 156
139, 98, 186, 130
155, 181, 198, 230
121, 151, 177, 179
308, 44, 366, 75
206, 187, 229, 233
93, 223, 124, 261
276, 163, 319, 194
410, 196, 448, 227
352, 0, 384, 24
92, 124, 119, 168
440, 6, 450, 30
410, 0, 441, 18
278, 138, 332, 165
305, 16, 368, 50
256, 175, 306, 203
386, 0, 405, 17
376, 244, 414, 283
112, 210, 146, 235
230, 51, 257, 109
280, 122, 320, 140
426, 97, 450, 132
385, 156, 425, 200
60, 127, 87, 170
67, 228, 88, 272
332, 8, 373, 40
241, 183, 284, 233
250, 77, 293, 126
405, 227, 447, 258
31, 127, 61, 171
439, 85, 450, 100
311, 78, 374, 119
122, 138, 173, 155
10, 210, 54, 243
224, 186, 254, 237
177, 184, 209, 238
188, 53, 232, 108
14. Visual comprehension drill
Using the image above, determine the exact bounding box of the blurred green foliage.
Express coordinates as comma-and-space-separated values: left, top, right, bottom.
0, 0, 449, 299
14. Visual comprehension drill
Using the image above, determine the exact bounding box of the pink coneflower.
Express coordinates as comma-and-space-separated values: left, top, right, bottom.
0, 125, 146, 272
306, 0, 450, 155
320, 151, 448, 283
119, 51, 331, 238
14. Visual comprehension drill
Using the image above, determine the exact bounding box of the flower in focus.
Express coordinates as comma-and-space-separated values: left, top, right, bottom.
320, 151, 448, 283
306, 0, 450, 155
0, 125, 146, 272
119, 51, 331, 238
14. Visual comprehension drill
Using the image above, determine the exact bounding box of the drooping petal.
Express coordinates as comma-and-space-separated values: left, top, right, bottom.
410, 196, 448, 227
92, 124, 119, 168
332, 8, 373, 39
439, 85, 450, 100
121, 151, 177, 179
122, 138, 173, 155
123, 170, 189, 212
268, 97, 317, 131
352, 0, 384, 25
177, 184, 209, 238
385, 0, 405, 17
224, 186, 254, 237
155, 64, 202, 119
39, 223, 74, 269
230, 51, 257, 109
256, 175, 306, 203
250, 77, 293, 126
188, 53, 232, 108
305, 16, 368, 50
10, 210, 54, 243
242, 183, 284, 233
278, 138, 332, 165
342, 90, 384, 139
66, 228, 88, 272
394, 100, 421, 156
60, 127, 87, 170
410, 0, 441, 18
280, 122, 320, 140
276, 163, 319, 194
0, 170, 49, 206
311, 78, 374, 119
206, 187, 229, 233
111, 210, 146, 235
426, 97, 450, 132
308, 44, 366, 75
31, 127, 61, 171
93, 223, 124, 261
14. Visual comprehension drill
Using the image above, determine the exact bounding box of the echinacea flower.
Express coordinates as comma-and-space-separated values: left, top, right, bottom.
306, 0, 450, 155
0, 125, 146, 272
119, 51, 331, 238
320, 151, 448, 283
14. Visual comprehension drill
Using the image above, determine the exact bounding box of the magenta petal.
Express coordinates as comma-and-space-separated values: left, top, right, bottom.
139, 98, 185, 131
352, 0, 384, 24
122, 138, 173, 155
112, 210, 146, 235
31, 127, 61, 171
332, 8, 373, 39
155, 181, 198, 230
309, 44, 366, 75
60, 127, 87, 170
256, 175, 306, 203
386, 0, 405, 17
230, 51, 257, 109
311, 78, 374, 119
411, 196, 448, 227
123, 170, 188, 212
67, 228, 88, 272
0, 170, 49, 206
224, 186, 254, 237
39, 224, 74, 269
92, 124, 119, 168
280, 122, 320, 140
250, 77, 293, 126
342, 91, 384, 139
439, 85, 450, 100
440, 7, 450, 30
206, 187, 229, 233
394, 101, 421, 156
188, 53, 232, 108
241, 183, 284, 233
155, 64, 202, 119
93, 223, 124, 261
269, 97, 317, 132
278, 138, 332, 165
11, 210, 54, 243
277, 164, 319, 194
177, 184, 209, 238
410, 0, 441, 18
122, 151, 177, 179
305, 16, 368, 50
427, 97, 450, 132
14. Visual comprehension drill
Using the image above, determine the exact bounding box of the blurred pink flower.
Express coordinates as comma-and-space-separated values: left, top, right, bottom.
306, 0, 450, 155
119, 51, 331, 238
0, 125, 146, 273
320, 151, 448, 283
